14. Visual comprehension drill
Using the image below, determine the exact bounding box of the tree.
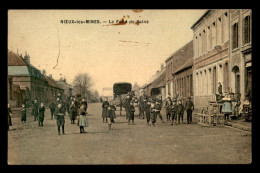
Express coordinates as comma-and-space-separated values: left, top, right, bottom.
73, 73, 93, 99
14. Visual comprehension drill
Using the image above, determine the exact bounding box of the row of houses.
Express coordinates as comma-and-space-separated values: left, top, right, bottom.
8, 50, 73, 107
141, 9, 252, 111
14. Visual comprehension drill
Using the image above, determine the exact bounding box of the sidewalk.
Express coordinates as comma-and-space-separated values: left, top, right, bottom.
225, 119, 252, 132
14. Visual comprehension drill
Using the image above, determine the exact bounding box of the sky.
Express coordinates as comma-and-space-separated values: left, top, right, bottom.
8, 9, 206, 95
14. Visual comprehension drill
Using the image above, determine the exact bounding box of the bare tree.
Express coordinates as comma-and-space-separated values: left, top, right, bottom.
73, 73, 93, 98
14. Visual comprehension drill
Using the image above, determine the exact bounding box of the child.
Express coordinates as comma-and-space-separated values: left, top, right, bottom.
166, 97, 172, 121
20, 104, 27, 123
110, 101, 116, 123
144, 100, 151, 126
151, 101, 156, 126
69, 101, 77, 124
49, 101, 56, 119
102, 98, 109, 123
177, 99, 185, 124
55, 102, 66, 135
78, 104, 88, 133
171, 99, 178, 125
8, 104, 12, 131
155, 100, 165, 123
222, 95, 232, 123
38, 103, 45, 127
128, 101, 135, 125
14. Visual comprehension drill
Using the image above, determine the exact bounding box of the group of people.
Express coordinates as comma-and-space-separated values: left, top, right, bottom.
101, 91, 194, 127
8, 93, 90, 135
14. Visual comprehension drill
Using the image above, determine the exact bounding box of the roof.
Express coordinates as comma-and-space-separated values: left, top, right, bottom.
8, 66, 30, 76
8, 51, 27, 66
165, 40, 193, 63
174, 57, 193, 74
150, 70, 166, 89
190, 10, 211, 30
43, 75, 62, 89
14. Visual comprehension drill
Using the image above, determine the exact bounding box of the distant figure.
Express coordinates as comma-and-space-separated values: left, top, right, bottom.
32, 99, 39, 121
165, 96, 172, 121
138, 91, 147, 119
49, 101, 56, 119
69, 101, 77, 124
102, 98, 109, 123
109, 101, 116, 123
20, 104, 27, 123
144, 99, 151, 126
55, 102, 66, 135
171, 99, 178, 125
222, 95, 232, 122
78, 104, 88, 133
124, 95, 131, 120
218, 82, 223, 95
154, 100, 165, 123
177, 99, 185, 124
128, 101, 135, 125
38, 103, 45, 127
185, 97, 194, 124
8, 104, 12, 130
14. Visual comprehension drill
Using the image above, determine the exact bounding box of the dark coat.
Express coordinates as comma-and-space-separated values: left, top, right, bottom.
102, 101, 109, 118
39, 107, 45, 118
21, 107, 27, 121
185, 101, 194, 111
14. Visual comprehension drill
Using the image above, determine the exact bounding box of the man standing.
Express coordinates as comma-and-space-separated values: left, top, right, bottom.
177, 99, 185, 124
49, 101, 56, 119
144, 99, 151, 126
32, 99, 39, 121
185, 96, 194, 124
55, 99, 66, 135
128, 101, 135, 125
138, 91, 147, 119
165, 96, 172, 121
171, 99, 178, 125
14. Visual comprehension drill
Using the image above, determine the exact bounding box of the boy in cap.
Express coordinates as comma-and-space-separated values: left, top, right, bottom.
185, 96, 194, 124
38, 103, 45, 127
154, 100, 165, 123
171, 99, 178, 125
177, 99, 185, 124
55, 102, 66, 135
128, 101, 135, 125
165, 96, 172, 121
20, 103, 27, 123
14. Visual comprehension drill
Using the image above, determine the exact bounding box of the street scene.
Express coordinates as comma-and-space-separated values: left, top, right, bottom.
8, 9, 252, 165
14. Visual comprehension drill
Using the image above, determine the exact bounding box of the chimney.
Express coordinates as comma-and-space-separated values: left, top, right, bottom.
23, 51, 30, 64
42, 69, 46, 76
49, 74, 53, 78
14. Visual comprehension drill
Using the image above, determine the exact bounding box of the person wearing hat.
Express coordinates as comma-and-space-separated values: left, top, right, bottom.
32, 99, 39, 121
177, 99, 185, 124
102, 97, 109, 123
144, 99, 151, 125
128, 101, 135, 125
222, 94, 232, 123
185, 96, 194, 124
55, 101, 66, 135
165, 96, 172, 121
171, 99, 178, 125
81, 98, 88, 112
154, 99, 165, 124
138, 91, 147, 119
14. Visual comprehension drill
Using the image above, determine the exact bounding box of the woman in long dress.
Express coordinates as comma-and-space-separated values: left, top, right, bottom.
78, 104, 88, 133
102, 97, 109, 123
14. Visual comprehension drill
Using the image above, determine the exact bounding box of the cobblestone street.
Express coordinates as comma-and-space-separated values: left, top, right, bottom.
8, 103, 251, 165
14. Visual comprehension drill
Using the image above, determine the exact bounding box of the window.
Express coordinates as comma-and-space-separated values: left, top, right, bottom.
243, 15, 251, 45
232, 23, 239, 49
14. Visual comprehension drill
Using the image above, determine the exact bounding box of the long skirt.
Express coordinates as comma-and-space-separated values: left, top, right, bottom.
102, 108, 108, 118
78, 115, 88, 127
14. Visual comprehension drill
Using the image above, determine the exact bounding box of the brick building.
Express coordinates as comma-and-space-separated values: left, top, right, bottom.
8, 50, 63, 107
191, 10, 230, 110
165, 40, 194, 101
229, 9, 252, 102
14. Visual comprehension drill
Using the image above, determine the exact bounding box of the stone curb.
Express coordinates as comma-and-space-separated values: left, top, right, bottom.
225, 122, 251, 132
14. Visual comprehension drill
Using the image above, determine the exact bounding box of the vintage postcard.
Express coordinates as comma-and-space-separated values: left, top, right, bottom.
7, 9, 252, 164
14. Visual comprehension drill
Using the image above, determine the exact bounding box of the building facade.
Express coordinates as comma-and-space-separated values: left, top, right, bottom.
165, 40, 194, 101
229, 9, 252, 102
191, 10, 230, 110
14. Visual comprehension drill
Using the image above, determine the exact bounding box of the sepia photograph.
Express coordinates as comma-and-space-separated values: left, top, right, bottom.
7, 9, 252, 165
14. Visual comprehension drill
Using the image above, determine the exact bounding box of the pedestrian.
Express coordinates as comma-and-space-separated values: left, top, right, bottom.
165, 96, 172, 121
222, 94, 232, 123
107, 104, 115, 130
138, 91, 147, 119
49, 101, 56, 119
218, 82, 223, 96
154, 100, 165, 123
38, 103, 45, 127
124, 95, 131, 120
185, 96, 194, 124
78, 104, 88, 133
144, 99, 151, 126
128, 101, 135, 125
32, 99, 39, 121
81, 98, 88, 112
151, 101, 157, 126
177, 99, 185, 124
69, 100, 77, 124
8, 103, 12, 130
171, 99, 178, 125
55, 102, 66, 135
102, 97, 109, 123
110, 101, 116, 123
20, 103, 27, 123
